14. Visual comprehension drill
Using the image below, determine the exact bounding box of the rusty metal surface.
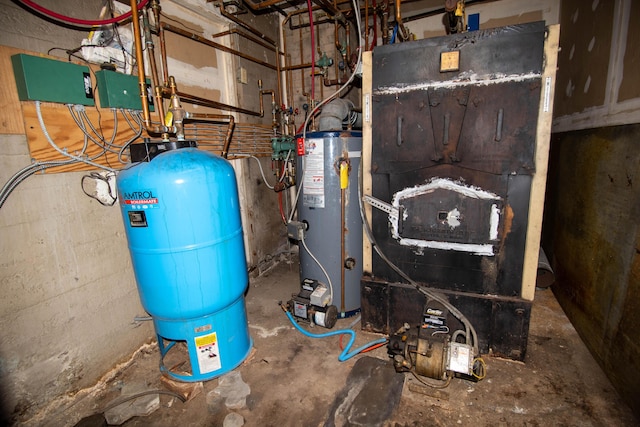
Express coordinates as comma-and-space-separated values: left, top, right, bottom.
360, 277, 532, 361
372, 21, 545, 88
371, 80, 541, 176
369, 22, 545, 298
365, 22, 546, 361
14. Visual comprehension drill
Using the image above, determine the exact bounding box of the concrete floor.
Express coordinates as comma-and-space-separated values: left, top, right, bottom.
54, 254, 637, 427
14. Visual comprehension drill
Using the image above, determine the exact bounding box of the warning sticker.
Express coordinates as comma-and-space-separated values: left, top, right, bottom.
302, 138, 325, 208
195, 332, 221, 374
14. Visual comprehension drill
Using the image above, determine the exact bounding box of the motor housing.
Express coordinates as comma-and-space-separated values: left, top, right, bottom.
287, 278, 338, 328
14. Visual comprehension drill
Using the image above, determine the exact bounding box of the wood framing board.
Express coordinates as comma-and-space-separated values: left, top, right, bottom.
521, 24, 560, 301
0, 45, 27, 135
361, 51, 373, 275
22, 101, 139, 173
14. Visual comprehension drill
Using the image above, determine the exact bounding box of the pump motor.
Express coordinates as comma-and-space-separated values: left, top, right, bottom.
387, 299, 483, 384
287, 278, 338, 328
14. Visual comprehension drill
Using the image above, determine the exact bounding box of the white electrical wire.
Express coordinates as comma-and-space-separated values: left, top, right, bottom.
356, 154, 480, 355
300, 233, 334, 304
232, 153, 276, 190
36, 101, 116, 172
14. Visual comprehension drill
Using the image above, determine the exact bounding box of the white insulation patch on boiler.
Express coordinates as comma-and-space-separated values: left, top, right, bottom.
390, 178, 501, 256
373, 72, 541, 95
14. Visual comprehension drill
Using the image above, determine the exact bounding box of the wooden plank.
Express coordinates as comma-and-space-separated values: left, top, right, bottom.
22, 101, 139, 173
4, 45, 270, 173
361, 51, 373, 275
521, 24, 560, 301
0, 45, 27, 134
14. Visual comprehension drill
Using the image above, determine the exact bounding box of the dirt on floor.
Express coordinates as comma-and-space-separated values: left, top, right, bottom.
40, 256, 638, 427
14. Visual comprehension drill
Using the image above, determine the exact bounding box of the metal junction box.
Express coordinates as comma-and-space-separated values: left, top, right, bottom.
361, 22, 552, 361
11, 53, 95, 106
95, 69, 153, 111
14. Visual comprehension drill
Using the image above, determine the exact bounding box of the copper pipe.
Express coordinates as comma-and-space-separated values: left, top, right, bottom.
241, 0, 289, 11
298, 16, 306, 96
130, 0, 150, 129
142, 9, 166, 130
259, 83, 278, 129
218, 3, 277, 46
276, 28, 283, 112
365, 0, 369, 49
381, 0, 389, 44
161, 23, 277, 71
221, 115, 235, 159
184, 113, 235, 159
334, 0, 342, 84
151, 0, 169, 85
345, 17, 351, 60
313, 0, 346, 23
177, 91, 261, 116
340, 176, 346, 315
394, 0, 409, 41
282, 4, 322, 26
129, 0, 167, 135
243, 0, 345, 23
282, 21, 293, 111
211, 25, 286, 114
210, 28, 279, 54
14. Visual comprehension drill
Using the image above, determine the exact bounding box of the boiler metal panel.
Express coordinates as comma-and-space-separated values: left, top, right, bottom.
365, 22, 546, 359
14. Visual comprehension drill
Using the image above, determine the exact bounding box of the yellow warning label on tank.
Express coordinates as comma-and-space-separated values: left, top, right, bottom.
195, 332, 221, 373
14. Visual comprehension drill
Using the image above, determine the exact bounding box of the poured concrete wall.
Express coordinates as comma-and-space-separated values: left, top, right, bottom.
0, 0, 283, 424
0, 4, 154, 425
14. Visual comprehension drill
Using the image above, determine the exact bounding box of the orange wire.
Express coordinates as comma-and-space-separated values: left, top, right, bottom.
339, 334, 387, 353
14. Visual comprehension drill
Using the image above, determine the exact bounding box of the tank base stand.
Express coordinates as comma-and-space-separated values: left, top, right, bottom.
154, 297, 253, 382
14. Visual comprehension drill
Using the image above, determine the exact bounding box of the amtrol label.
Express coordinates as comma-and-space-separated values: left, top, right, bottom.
120, 189, 159, 210
195, 332, 221, 374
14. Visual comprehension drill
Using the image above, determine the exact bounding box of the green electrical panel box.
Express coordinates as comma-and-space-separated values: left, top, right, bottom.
11, 53, 95, 106
95, 70, 154, 111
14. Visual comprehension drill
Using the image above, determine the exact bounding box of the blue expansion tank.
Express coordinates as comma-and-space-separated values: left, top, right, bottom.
117, 146, 252, 382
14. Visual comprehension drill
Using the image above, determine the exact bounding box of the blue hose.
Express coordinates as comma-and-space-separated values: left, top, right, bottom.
284, 310, 388, 362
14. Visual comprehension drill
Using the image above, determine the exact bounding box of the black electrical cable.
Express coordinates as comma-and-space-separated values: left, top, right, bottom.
0, 160, 74, 209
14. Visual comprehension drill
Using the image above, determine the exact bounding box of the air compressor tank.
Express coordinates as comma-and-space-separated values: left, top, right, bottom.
117, 146, 252, 382
296, 131, 363, 317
